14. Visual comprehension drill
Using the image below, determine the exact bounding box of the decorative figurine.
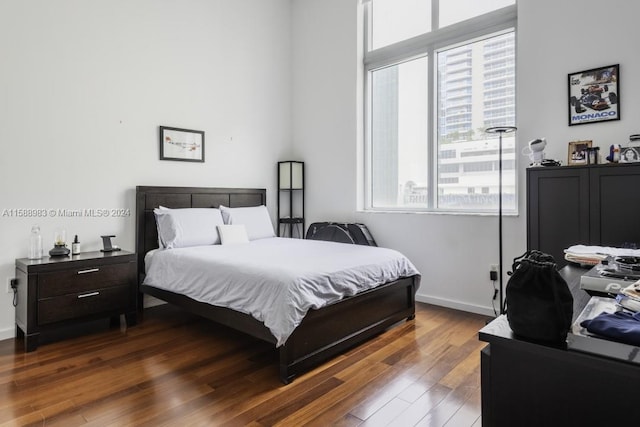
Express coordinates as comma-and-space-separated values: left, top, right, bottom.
606, 144, 621, 163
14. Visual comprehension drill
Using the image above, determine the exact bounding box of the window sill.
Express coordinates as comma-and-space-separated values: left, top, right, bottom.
357, 209, 519, 217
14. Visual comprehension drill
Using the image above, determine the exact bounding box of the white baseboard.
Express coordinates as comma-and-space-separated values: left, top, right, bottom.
416, 294, 495, 317
0, 326, 15, 341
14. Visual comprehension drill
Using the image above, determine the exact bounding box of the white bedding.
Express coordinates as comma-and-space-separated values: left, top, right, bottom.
143, 237, 420, 346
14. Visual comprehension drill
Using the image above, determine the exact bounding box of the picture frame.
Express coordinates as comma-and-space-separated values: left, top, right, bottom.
159, 126, 205, 162
620, 147, 640, 163
567, 140, 592, 165
568, 64, 619, 126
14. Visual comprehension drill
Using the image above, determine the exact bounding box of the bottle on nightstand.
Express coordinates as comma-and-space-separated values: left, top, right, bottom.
72, 235, 81, 255
28, 225, 43, 259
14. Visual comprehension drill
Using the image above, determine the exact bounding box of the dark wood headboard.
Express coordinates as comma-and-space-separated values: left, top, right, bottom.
135, 186, 266, 283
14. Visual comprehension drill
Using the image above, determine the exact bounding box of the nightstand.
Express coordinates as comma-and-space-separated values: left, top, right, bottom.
15, 250, 137, 351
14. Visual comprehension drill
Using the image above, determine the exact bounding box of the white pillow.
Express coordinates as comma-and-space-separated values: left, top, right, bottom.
219, 205, 275, 240
217, 224, 250, 245
153, 207, 224, 248
155, 205, 170, 248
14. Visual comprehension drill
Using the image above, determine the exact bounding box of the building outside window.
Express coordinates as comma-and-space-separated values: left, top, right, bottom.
364, 0, 517, 213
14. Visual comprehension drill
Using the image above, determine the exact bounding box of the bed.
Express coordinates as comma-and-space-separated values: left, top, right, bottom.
136, 185, 419, 384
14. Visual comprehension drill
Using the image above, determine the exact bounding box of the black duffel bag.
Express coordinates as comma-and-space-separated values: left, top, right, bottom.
505, 250, 573, 343
305, 222, 377, 246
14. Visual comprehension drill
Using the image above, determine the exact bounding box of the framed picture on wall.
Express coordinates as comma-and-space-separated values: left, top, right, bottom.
568, 64, 619, 126
567, 140, 592, 165
159, 126, 205, 162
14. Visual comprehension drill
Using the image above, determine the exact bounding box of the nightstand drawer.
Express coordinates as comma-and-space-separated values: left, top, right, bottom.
38, 262, 134, 298
38, 285, 130, 325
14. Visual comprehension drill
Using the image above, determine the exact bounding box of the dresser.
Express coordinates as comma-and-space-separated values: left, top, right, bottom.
527, 162, 640, 266
15, 250, 137, 351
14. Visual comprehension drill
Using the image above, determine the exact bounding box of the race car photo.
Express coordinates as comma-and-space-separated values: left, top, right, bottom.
570, 86, 617, 113
580, 84, 608, 95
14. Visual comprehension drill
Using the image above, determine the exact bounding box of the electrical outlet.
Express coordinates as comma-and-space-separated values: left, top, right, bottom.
489, 264, 499, 281
6, 277, 13, 293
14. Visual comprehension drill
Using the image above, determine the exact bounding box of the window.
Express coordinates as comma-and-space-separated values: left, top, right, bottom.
370, 0, 431, 50
439, 0, 514, 28
371, 57, 429, 208
364, 0, 517, 213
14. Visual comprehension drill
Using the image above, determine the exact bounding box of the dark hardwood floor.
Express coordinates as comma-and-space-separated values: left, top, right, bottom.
0, 303, 489, 426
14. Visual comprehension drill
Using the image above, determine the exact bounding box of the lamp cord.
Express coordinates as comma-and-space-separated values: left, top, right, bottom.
491, 280, 499, 317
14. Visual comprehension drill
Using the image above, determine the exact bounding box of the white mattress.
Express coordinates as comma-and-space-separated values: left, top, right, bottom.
143, 237, 420, 346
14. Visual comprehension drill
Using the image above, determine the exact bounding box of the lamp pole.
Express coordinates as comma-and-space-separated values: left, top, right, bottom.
486, 126, 517, 314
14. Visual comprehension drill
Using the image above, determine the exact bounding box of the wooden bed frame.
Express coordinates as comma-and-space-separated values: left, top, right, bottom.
136, 185, 418, 384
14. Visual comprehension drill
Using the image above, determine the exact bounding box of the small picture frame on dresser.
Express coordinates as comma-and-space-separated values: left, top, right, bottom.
567, 140, 592, 165
620, 147, 640, 163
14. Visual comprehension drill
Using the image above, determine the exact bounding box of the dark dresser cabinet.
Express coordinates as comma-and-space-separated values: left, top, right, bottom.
527, 163, 640, 265
15, 250, 137, 351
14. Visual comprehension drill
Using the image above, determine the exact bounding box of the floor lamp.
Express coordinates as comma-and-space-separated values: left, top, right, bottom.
486, 126, 517, 315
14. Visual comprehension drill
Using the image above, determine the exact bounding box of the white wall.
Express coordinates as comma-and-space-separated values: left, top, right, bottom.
0, 0, 292, 339
292, 0, 640, 316
518, 0, 640, 163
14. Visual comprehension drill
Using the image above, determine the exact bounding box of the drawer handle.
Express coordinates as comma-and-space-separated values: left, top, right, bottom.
77, 291, 100, 299
77, 268, 100, 275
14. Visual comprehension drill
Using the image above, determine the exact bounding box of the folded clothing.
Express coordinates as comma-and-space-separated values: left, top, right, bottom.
565, 245, 640, 266
564, 252, 606, 266
581, 311, 640, 346
565, 245, 640, 257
